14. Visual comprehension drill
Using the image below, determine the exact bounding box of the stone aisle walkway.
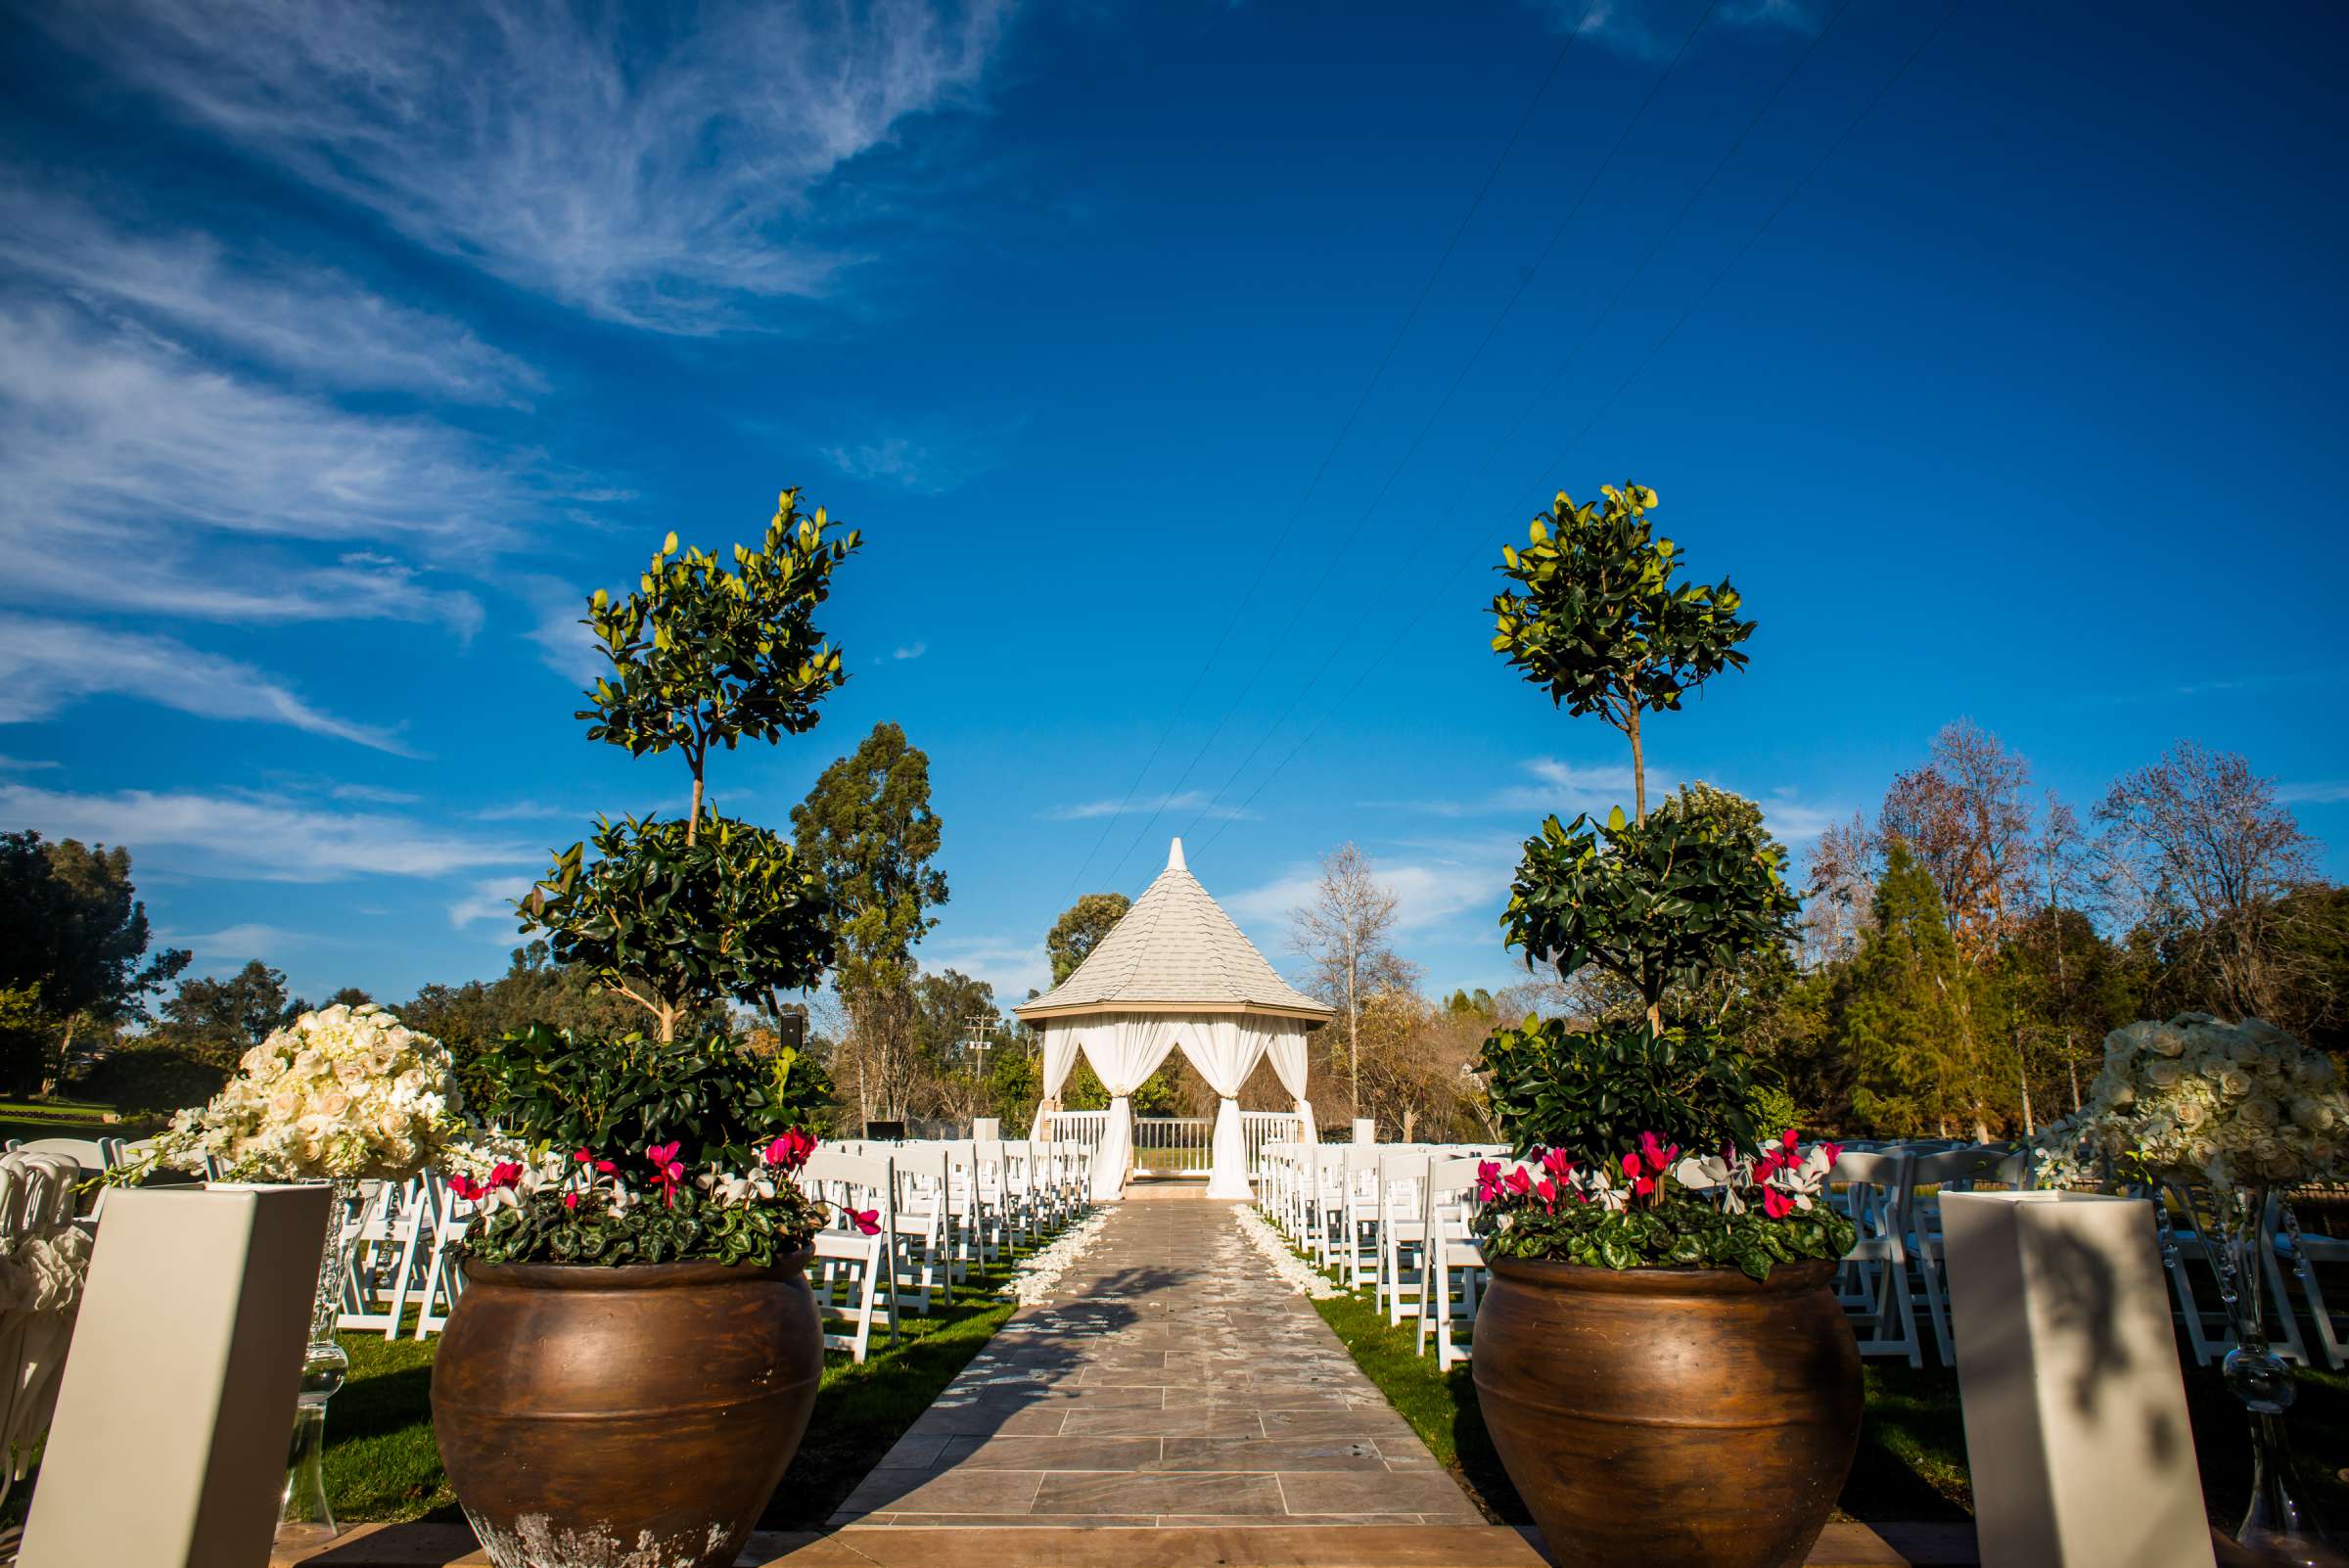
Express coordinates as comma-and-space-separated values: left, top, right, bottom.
832, 1192, 1484, 1528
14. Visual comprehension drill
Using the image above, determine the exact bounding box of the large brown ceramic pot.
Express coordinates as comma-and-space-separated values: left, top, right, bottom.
1474, 1256, 1861, 1568
432, 1249, 821, 1568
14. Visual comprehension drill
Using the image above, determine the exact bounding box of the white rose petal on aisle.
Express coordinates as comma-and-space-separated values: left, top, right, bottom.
998, 1208, 1112, 1305
1234, 1201, 1342, 1299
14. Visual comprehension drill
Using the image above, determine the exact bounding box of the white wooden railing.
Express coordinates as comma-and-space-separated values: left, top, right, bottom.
1132, 1117, 1211, 1176
1043, 1110, 1110, 1151
1239, 1112, 1305, 1180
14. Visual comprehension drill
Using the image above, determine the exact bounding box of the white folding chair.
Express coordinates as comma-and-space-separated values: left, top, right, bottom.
1830, 1150, 1922, 1366
411, 1175, 476, 1338
1377, 1151, 1432, 1327
801, 1150, 899, 1363
1420, 1155, 1489, 1370
1906, 1144, 2012, 1365
888, 1144, 954, 1314
2281, 1200, 2349, 1370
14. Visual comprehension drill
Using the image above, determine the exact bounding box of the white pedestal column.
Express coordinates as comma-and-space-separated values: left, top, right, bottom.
1351, 1118, 1377, 1145
1941, 1191, 2216, 1568
23, 1182, 332, 1568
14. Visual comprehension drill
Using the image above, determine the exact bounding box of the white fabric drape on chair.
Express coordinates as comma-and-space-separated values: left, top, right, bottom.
1029, 1022, 1082, 1141
1261, 1024, 1317, 1150
1188, 1018, 1275, 1199
1079, 1015, 1183, 1201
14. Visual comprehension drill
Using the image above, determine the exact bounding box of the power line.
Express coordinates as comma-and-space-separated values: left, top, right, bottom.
1195, 0, 1968, 853
1104, 0, 1727, 889
1047, 2, 1599, 908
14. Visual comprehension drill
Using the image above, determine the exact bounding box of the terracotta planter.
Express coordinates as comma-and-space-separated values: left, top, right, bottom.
1473, 1255, 1861, 1568
431, 1249, 822, 1568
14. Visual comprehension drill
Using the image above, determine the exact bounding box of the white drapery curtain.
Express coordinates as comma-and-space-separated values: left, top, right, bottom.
1186, 1018, 1277, 1198
1259, 1023, 1317, 1151
1029, 1022, 1083, 1141
1079, 1015, 1184, 1201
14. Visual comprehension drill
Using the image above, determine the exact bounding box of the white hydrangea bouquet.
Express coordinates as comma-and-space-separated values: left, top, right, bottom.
137, 1002, 465, 1183
2035, 1012, 2345, 1194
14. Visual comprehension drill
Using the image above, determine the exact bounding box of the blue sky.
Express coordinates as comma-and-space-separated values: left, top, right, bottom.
2, 0, 2344, 1011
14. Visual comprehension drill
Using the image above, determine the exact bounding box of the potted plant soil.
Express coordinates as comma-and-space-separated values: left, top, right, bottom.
431, 487, 871, 1568
1470, 484, 1861, 1568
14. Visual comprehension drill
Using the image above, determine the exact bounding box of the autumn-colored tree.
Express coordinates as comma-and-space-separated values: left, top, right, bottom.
1878, 720, 2035, 961
1799, 813, 1876, 969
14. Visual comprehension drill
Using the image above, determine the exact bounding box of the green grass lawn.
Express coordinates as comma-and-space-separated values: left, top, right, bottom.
1309, 1263, 2349, 1534
323, 1252, 1030, 1528
0, 1095, 159, 1148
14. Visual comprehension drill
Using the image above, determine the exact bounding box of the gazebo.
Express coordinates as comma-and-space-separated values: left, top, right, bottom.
1015, 839, 1334, 1200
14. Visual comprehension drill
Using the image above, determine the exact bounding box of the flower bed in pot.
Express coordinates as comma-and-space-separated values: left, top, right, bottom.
1470, 1136, 1859, 1568
433, 1130, 867, 1568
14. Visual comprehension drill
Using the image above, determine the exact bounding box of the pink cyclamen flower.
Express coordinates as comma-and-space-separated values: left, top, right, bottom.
1533, 1176, 1558, 1210
1503, 1167, 1534, 1198
1819, 1141, 1844, 1167
1762, 1186, 1794, 1220
1539, 1147, 1576, 1182
562, 1191, 581, 1213
850, 1207, 882, 1237
448, 1174, 484, 1203
1622, 1151, 1641, 1180
574, 1148, 594, 1165
486, 1162, 523, 1191
1475, 1160, 1502, 1203
1781, 1128, 1800, 1153
762, 1128, 816, 1172
645, 1141, 686, 1206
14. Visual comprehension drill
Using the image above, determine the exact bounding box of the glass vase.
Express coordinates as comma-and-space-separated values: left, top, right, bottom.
280, 1177, 361, 1544
2207, 1186, 2344, 1568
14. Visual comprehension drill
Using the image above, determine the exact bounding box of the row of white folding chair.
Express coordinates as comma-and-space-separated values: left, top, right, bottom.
0, 1153, 89, 1504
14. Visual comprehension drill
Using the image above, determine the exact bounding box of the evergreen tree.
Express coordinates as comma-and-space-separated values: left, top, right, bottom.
1844, 843, 2013, 1138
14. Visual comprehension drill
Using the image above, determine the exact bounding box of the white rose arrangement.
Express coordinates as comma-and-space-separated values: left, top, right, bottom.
2036, 1013, 2346, 1193
138, 1003, 465, 1183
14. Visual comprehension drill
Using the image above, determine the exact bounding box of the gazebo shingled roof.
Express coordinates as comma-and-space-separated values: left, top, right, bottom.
1014, 840, 1333, 1026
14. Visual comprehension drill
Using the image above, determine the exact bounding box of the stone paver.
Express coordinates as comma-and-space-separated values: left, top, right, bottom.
831, 1192, 1484, 1529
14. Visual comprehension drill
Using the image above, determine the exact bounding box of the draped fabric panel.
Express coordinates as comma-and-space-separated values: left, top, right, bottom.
1030, 1022, 1083, 1141
1189, 1018, 1276, 1199
1080, 1015, 1184, 1201
1259, 1023, 1317, 1150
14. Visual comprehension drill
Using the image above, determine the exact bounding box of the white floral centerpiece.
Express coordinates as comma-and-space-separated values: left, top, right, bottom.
2034, 1012, 2345, 1193
138, 1001, 464, 1183
124, 1000, 467, 1536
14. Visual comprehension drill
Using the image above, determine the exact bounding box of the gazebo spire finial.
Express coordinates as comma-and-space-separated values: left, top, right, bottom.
1168, 836, 1185, 872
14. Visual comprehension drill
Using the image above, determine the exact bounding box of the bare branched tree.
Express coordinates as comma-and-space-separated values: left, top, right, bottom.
1800, 812, 1878, 968
2096, 741, 2319, 1024
1289, 843, 1415, 1120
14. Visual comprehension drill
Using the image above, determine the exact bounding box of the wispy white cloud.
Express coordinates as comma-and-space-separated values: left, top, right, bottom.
32, 0, 1012, 332
0, 179, 541, 405
449, 875, 533, 931
0, 303, 512, 633
0, 783, 531, 882
1224, 841, 1513, 942
893, 641, 930, 662
513, 574, 606, 685
0, 755, 61, 771
2280, 780, 2349, 806
329, 782, 423, 806
0, 617, 417, 755
1360, 757, 1651, 819
469, 799, 585, 822
1534, 0, 1818, 59
173, 921, 328, 955
1042, 790, 1252, 822
923, 935, 1051, 1000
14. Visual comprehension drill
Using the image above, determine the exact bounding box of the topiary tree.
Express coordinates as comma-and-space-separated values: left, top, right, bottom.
1479, 484, 1796, 1162
523, 487, 858, 1043
1491, 483, 1754, 823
